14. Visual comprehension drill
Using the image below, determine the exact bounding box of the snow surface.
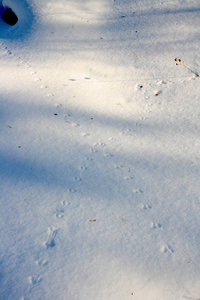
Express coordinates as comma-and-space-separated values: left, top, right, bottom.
1, 0, 200, 299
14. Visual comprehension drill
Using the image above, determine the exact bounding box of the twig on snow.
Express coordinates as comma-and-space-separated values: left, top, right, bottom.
175, 58, 199, 77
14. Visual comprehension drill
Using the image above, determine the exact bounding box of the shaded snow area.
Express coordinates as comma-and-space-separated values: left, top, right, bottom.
1, 0, 200, 299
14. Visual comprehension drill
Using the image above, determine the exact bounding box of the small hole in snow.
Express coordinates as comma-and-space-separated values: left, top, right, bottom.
1, 7, 18, 26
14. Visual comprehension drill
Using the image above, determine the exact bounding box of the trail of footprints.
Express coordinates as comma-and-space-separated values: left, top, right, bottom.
1, 43, 175, 298
0, 42, 55, 100
115, 164, 174, 255
1, 42, 71, 294
55, 200, 69, 219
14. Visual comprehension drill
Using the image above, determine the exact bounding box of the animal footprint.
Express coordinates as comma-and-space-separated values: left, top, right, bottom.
5, 49, 12, 55
61, 200, 69, 206
82, 133, 90, 137
85, 157, 93, 162
141, 204, 152, 210
71, 122, 80, 127
103, 153, 113, 158
73, 176, 82, 182
133, 189, 143, 194
44, 227, 58, 249
124, 176, 134, 180
55, 200, 69, 217
151, 221, 162, 229
67, 188, 76, 193
64, 112, 72, 120
115, 164, 124, 170
90, 147, 98, 153
80, 165, 87, 170
160, 244, 174, 254
55, 209, 65, 219
93, 142, 106, 147
36, 259, 48, 267
28, 276, 42, 285
47, 93, 54, 97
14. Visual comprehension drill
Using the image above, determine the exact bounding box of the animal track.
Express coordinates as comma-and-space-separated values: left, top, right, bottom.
103, 153, 113, 158
55, 210, 65, 219
73, 176, 82, 182
93, 142, 106, 147
133, 188, 143, 194
90, 148, 98, 153
67, 188, 76, 193
36, 259, 49, 266
0, 43, 56, 102
80, 165, 87, 170
55, 200, 69, 218
71, 122, 80, 127
151, 221, 162, 229
34, 78, 41, 82
115, 164, 124, 170
47, 93, 54, 97
160, 244, 174, 254
62, 200, 69, 206
5, 49, 12, 55
85, 157, 93, 162
28, 276, 42, 285
124, 176, 134, 180
44, 227, 59, 249
82, 132, 90, 137
141, 204, 152, 210
119, 129, 135, 136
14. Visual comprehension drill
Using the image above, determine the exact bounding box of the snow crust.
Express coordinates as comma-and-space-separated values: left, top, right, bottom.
1, 0, 200, 299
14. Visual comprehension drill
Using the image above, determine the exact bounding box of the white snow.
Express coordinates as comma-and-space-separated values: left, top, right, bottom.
1, 0, 200, 299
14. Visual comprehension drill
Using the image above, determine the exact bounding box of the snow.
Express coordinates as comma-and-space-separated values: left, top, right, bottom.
1, 0, 200, 299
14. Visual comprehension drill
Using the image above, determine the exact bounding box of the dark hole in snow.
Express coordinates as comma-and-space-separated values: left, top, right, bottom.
140, 85, 143, 88
2, 7, 18, 26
